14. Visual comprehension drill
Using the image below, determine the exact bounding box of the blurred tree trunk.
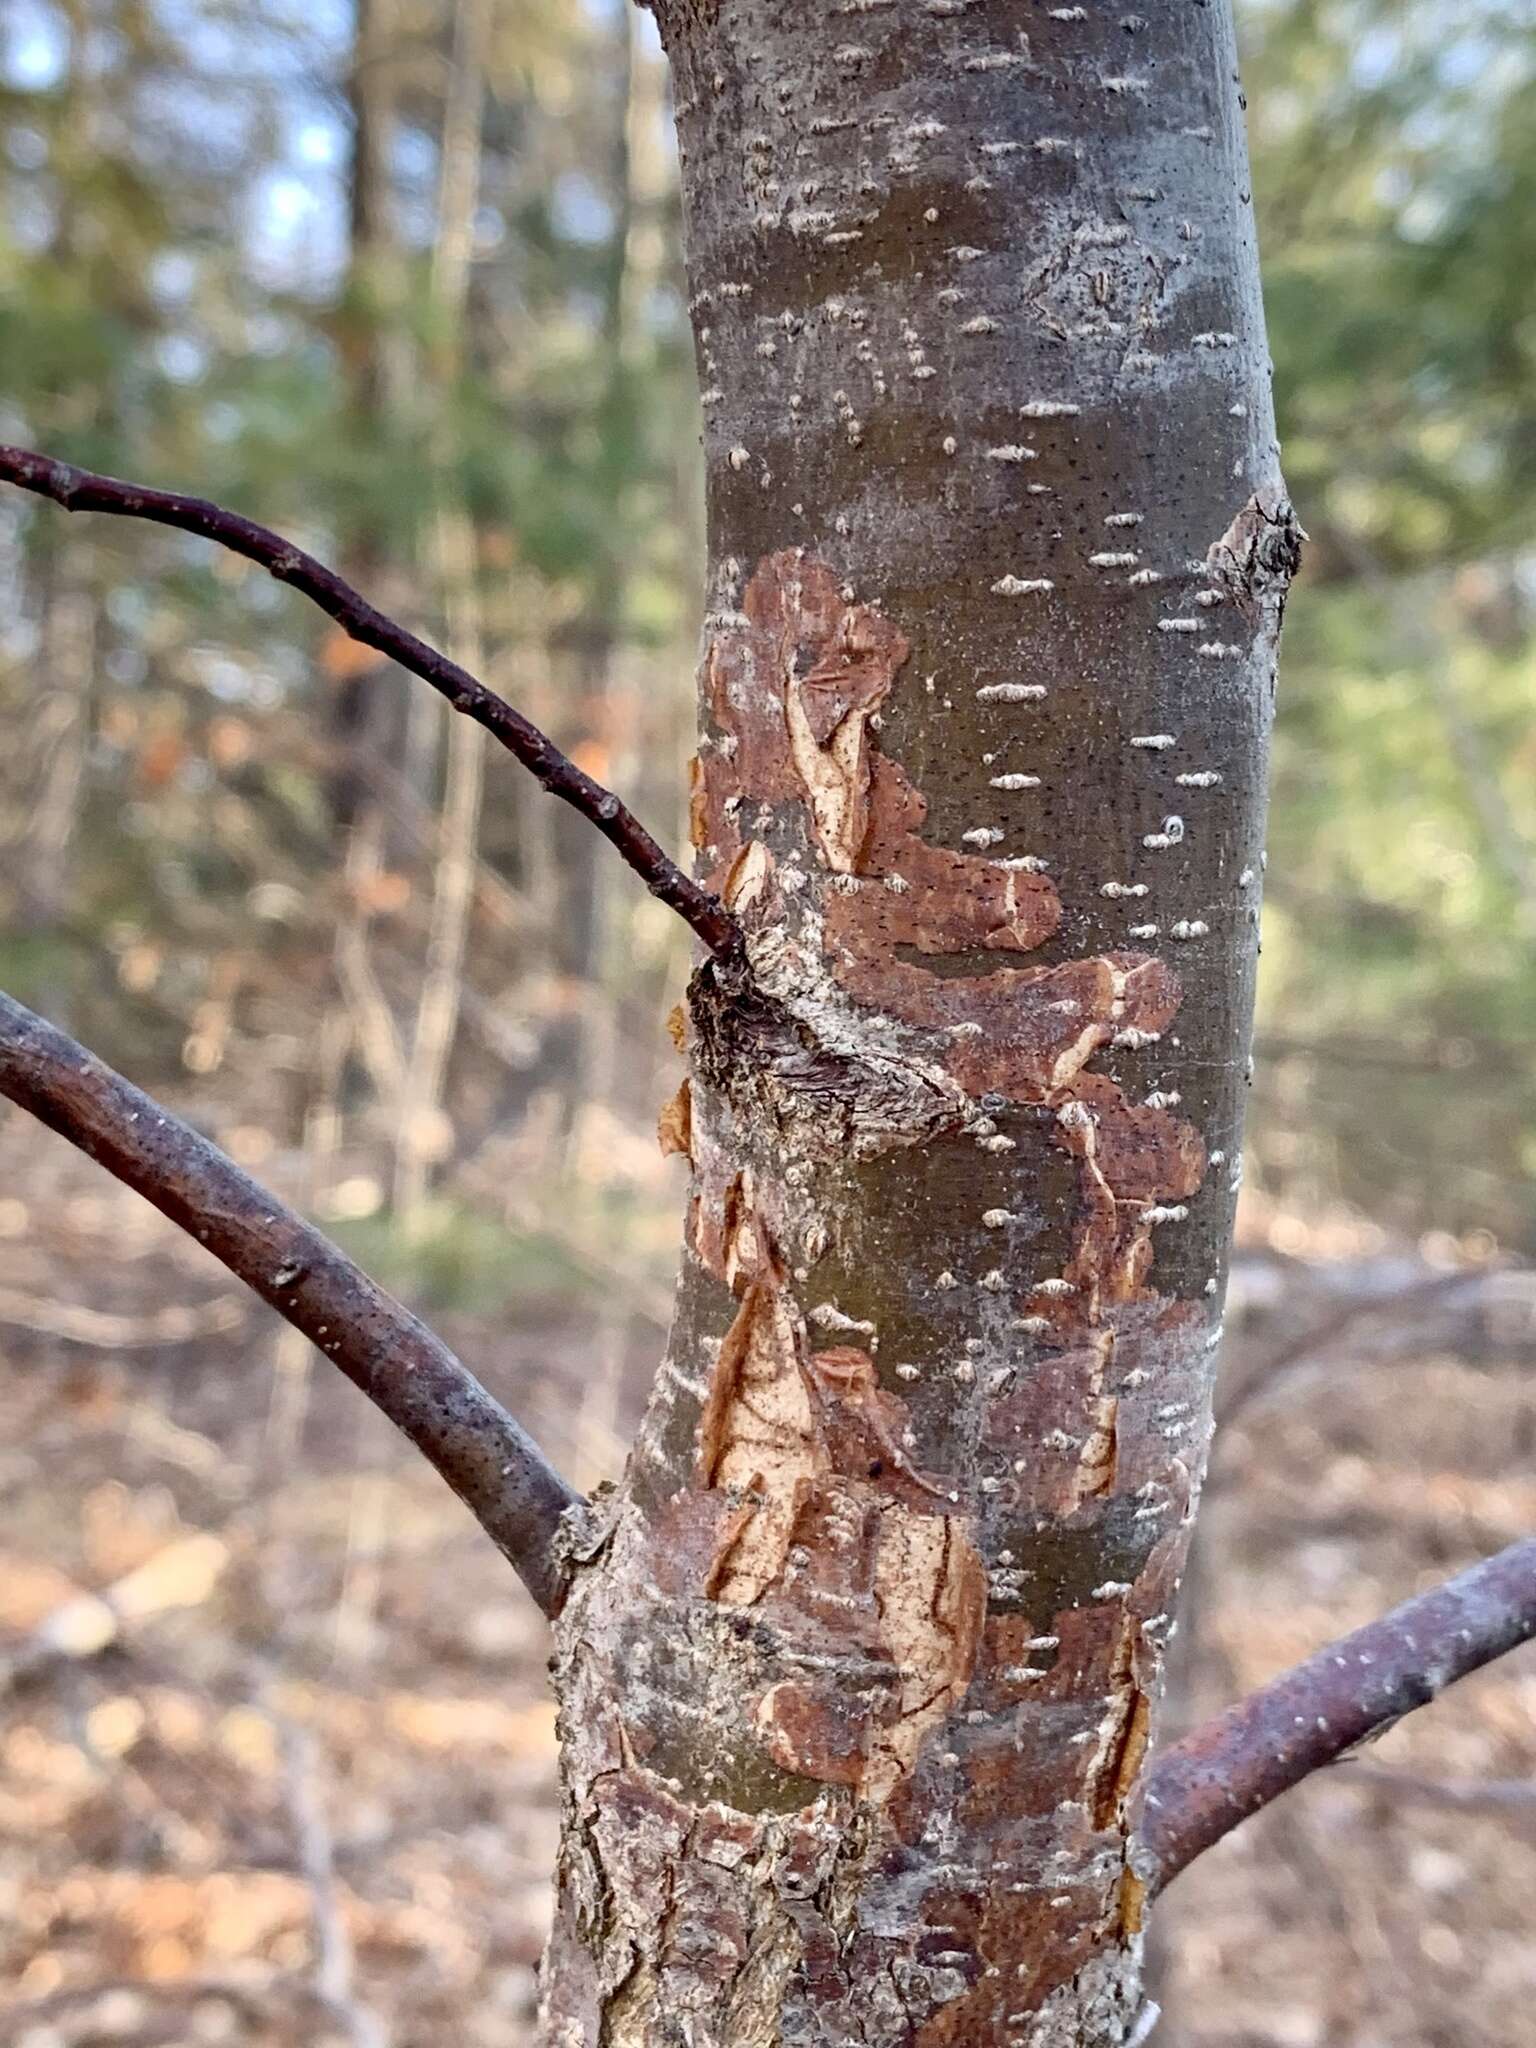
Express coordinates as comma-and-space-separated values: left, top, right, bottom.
270, 0, 415, 1559
541, 5, 1298, 2045
555, 7, 667, 1168
391, 0, 495, 1222
18, 552, 94, 990
14, 1, 106, 1020
317, 0, 414, 1118
326, 0, 412, 843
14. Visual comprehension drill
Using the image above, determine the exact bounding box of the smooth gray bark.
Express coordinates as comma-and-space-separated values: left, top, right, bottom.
542, 6, 1297, 2043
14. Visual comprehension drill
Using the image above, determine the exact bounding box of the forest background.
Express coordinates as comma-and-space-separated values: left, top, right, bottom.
3, 4, 1536, 2045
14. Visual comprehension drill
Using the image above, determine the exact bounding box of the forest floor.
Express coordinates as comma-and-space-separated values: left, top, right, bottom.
1, 1098, 1535, 2048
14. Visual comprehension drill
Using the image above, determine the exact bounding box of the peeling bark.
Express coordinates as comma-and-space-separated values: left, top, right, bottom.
543, 4, 1295, 2042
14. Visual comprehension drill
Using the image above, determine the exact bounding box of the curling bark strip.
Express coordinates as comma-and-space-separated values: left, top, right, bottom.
0, 990, 580, 1615
0, 444, 740, 959
539, 4, 1299, 2043
1139, 1534, 1536, 1893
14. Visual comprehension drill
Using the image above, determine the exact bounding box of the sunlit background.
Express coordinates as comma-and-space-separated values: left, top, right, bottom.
2, 5, 1535, 2045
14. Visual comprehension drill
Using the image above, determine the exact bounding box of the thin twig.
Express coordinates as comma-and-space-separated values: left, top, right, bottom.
0, 1975, 278, 2032
1219, 1265, 1494, 1426
1139, 1536, 1536, 1894
1331, 1759, 1536, 1816
1126, 2001, 1162, 2048
0, 444, 740, 958
0, 1531, 229, 1696
0, 987, 581, 1613
0, 1282, 245, 1347
279, 1720, 390, 2048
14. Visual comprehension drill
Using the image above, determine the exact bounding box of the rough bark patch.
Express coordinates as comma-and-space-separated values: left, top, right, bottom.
694, 1272, 985, 1800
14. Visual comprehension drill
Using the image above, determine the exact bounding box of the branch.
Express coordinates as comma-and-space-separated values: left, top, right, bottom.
0, 444, 740, 960
0, 989, 580, 1615
1139, 1536, 1536, 1893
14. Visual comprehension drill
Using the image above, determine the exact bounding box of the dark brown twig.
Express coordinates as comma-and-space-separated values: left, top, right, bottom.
1139, 1536, 1536, 1893
0, 444, 740, 959
0, 989, 581, 1614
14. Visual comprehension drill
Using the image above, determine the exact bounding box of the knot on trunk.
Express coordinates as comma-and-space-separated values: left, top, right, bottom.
686, 945, 973, 1165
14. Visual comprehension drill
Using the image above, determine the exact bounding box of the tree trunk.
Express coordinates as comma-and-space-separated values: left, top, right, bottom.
543, 4, 1299, 2043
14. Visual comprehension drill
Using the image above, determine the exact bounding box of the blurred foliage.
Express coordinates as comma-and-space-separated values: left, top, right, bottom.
0, 0, 1533, 1274
332, 1201, 601, 1314
1240, 0, 1536, 1245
